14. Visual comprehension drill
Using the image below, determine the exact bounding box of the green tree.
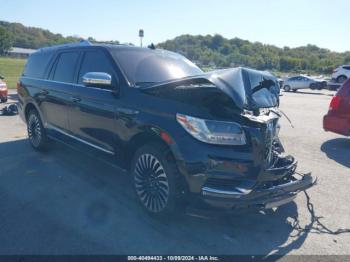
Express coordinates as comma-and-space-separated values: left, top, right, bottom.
0, 26, 12, 54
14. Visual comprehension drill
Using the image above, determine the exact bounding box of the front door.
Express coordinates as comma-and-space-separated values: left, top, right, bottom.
68, 50, 120, 154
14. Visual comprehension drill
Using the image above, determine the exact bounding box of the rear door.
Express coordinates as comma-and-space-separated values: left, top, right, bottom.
42, 51, 80, 132
67, 49, 120, 154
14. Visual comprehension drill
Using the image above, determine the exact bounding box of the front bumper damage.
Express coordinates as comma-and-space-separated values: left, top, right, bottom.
201, 155, 316, 209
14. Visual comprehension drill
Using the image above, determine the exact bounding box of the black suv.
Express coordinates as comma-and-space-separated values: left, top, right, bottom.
18, 41, 314, 215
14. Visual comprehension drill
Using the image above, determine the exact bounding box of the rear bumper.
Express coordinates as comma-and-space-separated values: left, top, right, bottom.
324, 113, 350, 136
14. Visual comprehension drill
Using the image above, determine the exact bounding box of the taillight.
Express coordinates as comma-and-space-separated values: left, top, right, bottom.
329, 96, 341, 111
333, 69, 337, 73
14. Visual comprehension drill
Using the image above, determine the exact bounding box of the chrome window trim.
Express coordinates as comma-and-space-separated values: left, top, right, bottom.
47, 124, 115, 155
21, 77, 114, 92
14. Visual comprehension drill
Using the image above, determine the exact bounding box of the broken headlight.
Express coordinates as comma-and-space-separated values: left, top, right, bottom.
176, 114, 246, 145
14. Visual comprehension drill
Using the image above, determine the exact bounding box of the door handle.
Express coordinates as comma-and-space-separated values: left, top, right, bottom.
71, 96, 81, 103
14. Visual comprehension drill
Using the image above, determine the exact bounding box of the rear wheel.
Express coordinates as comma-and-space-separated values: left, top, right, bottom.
131, 143, 184, 216
27, 109, 49, 151
310, 83, 316, 90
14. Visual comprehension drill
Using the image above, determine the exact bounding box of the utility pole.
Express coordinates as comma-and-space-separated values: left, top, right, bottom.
139, 29, 144, 47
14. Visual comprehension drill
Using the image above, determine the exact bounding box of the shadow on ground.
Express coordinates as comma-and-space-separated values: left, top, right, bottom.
0, 139, 310, 255
283, 90, 334, 96
321, 138, 350, 168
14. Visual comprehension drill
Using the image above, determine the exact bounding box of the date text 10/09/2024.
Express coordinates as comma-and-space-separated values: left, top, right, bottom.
127, 256, 219, 261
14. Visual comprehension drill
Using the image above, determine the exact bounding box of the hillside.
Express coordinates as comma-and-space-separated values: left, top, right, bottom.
158, 34, 350, 74
0, 21, 120, 50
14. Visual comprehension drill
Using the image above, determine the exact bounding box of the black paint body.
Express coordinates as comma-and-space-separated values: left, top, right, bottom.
18, 44, 314, 209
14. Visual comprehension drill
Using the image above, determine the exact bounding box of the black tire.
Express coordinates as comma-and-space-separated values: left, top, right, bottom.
337, 75, 347, 84
1, 98, 7, 103
130, 143, 184, 216
283, 85, 291, 92
309, 83, 316, 90
27, 109, 49, 151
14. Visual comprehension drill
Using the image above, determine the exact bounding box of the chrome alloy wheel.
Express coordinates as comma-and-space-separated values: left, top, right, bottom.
28, 114, 42, 147
134, 153, 170, 213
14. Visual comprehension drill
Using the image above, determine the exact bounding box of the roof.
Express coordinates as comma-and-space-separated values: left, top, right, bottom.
34, 41, 160, 56
35, 40, 140, 53
9, 47, 37, 54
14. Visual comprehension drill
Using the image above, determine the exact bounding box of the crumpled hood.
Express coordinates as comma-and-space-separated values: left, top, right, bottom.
206, 67, 280, 110
141, 67, 280, 111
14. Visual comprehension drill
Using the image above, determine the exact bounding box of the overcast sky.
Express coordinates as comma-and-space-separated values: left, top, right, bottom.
2, 0, 350, 52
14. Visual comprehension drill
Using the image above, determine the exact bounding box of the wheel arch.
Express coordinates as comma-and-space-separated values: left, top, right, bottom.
124, 129, 180, 171
24, 102, 46, 125
337, 75, 348, 81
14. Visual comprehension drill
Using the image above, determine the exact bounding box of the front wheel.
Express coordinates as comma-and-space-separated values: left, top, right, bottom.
27, 110, 49, 151
284, 85, 291, 92
337, 75, 347, 84
131, 143, 183, 216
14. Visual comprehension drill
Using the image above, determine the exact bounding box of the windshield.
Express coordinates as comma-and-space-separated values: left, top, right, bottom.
111, 48, 203, 87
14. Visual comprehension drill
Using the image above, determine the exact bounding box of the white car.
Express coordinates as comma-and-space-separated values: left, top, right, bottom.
332, 65, 350, 83
283, 75, 323, 92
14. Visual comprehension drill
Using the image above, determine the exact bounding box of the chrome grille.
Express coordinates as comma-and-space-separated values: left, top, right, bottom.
204, 178, 241, 191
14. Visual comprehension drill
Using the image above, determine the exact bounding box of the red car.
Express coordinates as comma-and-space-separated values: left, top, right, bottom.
323, 79, 350, 136
0, 76, 8, 103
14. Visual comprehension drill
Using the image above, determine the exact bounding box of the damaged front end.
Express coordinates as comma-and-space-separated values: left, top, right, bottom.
202, 108, 315, 210
141, 67, 315, 210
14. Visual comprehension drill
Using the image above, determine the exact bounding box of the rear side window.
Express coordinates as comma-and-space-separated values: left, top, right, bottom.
78, 51, 115, 85
52, 52, 79, 83
343, 66, 350, 70
23, 51, 53, 78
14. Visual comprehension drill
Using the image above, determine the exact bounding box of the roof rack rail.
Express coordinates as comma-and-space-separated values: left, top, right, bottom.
37, 40, 92, 52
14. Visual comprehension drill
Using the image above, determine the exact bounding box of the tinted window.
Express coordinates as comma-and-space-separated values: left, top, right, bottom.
23, 51, 54, 78
111, 48, 203, 86
343, 66, 350, 70
78, 51, 114, 85
53, 52, 79, 83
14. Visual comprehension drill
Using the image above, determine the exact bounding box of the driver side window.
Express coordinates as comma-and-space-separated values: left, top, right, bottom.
78, 51, 116, 88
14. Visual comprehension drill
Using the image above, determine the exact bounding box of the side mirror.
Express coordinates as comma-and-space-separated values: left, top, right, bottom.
82, 72, 112, 87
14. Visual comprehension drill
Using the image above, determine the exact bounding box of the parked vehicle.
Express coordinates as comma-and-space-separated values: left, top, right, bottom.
283, 75, 323, 92
17, 42, 314, 215
0, 75, 8, 103
283, 75, 324, 92
331, 65, 350, 83
312, 75, 329, 89
323, 79, 350, 136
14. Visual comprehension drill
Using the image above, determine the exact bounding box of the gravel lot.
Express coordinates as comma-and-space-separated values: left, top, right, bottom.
0, 89, 349, 256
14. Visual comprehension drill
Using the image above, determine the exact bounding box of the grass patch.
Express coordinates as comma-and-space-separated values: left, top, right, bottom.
0, 57, 26, 89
